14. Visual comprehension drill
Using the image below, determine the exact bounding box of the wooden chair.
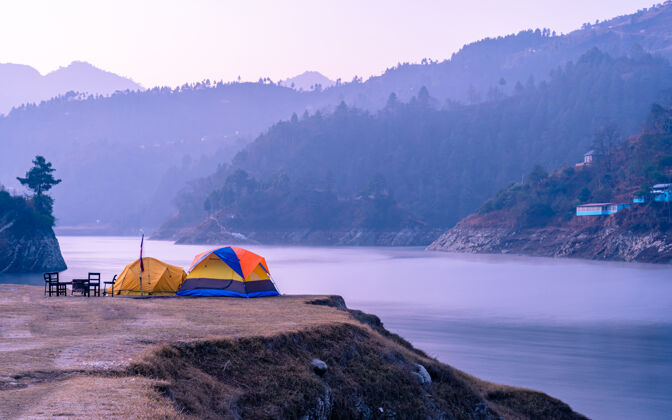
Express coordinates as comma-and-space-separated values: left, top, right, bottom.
88, 273, 101, 297
44, 272, 66, 296
103, 274, 117, 296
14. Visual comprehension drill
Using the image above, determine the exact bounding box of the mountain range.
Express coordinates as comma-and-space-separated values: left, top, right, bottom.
2, 2, 672, 238
159, 48, 672, 244
0, 61, 141, 114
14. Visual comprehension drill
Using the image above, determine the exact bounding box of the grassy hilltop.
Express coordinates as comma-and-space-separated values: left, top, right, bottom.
0, 286, 585, 419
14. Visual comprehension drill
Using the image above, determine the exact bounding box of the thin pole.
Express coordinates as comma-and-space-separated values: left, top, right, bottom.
139, 233, 145, 296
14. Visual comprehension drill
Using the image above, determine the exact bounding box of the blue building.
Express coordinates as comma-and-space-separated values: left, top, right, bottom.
576, 203, 631, 216
652, 183, 672, 202
633, 183, 671, 203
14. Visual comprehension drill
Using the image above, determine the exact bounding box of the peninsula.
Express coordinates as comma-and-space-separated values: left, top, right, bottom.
0, 286, 585, 419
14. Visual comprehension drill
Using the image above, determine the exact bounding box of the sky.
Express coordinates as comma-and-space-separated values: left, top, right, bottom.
0, 0, 659, 88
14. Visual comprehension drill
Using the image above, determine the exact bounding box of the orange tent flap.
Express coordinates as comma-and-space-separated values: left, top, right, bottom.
231, 247, 270, 279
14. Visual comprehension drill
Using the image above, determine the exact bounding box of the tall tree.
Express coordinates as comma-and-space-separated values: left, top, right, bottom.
17, 156, 61, 197
17, 156, 61, 215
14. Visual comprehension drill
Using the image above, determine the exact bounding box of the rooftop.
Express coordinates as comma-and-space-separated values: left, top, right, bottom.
576, 202, 613, 207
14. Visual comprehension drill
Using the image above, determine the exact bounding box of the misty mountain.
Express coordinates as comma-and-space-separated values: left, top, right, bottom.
2, 3, 672, 234
0, 83, 333, 232
165, 49, 672, 238
280, 71, 335, 91
0, 61, 141, 114
329, 3, 672, 109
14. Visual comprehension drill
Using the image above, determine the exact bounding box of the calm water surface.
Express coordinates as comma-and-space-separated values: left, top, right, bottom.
4, 236, 672, 419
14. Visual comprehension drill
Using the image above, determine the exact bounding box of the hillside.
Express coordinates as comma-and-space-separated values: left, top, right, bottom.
4, 3, 672, 234
161, 48, 672, 244
0, 287, 586, 419
156, 170, 440, 245
0, 190, 66, 273
429, 104, 672, 263
0, 61, 141, 114
330, 2, 672, 108
0, 83, 326, 233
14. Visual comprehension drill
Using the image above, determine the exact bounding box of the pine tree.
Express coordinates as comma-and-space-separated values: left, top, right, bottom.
17, 156, 61, 215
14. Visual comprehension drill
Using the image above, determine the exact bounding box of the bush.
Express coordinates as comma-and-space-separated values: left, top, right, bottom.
522, 203, 555, 227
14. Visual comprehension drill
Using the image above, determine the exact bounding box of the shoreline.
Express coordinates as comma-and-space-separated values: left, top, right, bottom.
428, 224, 672, 264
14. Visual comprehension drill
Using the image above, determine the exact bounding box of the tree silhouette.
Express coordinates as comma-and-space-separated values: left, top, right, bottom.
17, 156, 61, 216
17, 156, 61, 197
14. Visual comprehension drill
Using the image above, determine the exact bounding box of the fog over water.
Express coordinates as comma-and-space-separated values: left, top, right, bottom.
4, 236, 671, 420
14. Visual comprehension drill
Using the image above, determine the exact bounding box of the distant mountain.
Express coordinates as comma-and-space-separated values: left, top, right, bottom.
333, 3, 672, 109
0, 61, 141, 114
0, 82, 328, 232
281, 71, 335, 91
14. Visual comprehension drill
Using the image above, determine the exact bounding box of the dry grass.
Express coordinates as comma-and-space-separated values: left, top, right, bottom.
0, 285, 586, 419
2, 376, 181, 419
0, 284, 351, 419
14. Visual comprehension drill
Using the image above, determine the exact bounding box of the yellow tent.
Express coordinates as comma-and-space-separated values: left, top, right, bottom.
106, 257, 186, 296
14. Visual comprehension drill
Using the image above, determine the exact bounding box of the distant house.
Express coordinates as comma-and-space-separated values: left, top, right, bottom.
575, 150, 595, 168
633, 183, 671, 203
576, 202, 630, 216
652, 183, 672, 202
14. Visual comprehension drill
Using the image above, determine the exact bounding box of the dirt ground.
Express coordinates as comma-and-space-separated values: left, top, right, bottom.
0, 284, 353, 419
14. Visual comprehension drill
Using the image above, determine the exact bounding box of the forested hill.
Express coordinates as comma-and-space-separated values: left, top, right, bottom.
0, 83, 327, 231
172, 49, 671, 235
428, 105, 672, 263
333, 2, 672, 108
3, 2, 672, 233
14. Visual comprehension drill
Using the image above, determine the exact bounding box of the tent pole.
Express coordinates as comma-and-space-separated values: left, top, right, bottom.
269, 273, 280, 294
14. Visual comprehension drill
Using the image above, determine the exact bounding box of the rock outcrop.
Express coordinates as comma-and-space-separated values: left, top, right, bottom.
0, 222, 66, 273
428, 221, 672, 263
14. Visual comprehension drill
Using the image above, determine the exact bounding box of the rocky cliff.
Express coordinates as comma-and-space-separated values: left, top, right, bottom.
0, 226, 66, 273
0, 215, 66, 273
428, 213, 672, 263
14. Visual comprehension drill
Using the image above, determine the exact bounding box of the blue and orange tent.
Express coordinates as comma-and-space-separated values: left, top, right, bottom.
177, 247, 279, 297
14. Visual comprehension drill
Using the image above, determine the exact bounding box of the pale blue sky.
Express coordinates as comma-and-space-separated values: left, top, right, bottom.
0, 0, 658, 87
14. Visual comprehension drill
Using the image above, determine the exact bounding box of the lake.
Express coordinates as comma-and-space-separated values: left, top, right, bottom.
4, 235, 672, 419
